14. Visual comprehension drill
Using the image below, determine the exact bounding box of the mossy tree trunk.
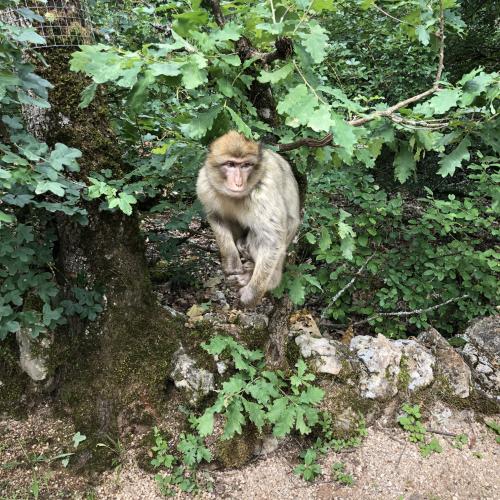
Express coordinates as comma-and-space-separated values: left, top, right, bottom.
24, 40, 178, 466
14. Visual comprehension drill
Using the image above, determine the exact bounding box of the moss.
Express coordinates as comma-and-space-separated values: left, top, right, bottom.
0, 336, 28, 417
215, 429, 257, 468
285, 336, 300, 367
318, 381, 378, 438
398, 355, 411, 392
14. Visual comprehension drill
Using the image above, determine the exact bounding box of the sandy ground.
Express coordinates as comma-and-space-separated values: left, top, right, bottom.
2, 405, 498, 500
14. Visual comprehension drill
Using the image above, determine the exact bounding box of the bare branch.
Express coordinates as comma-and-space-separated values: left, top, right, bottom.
373, 3, 409, 25
353, 294, 469, 327
279, 0, 446, 152
322, 253, 376, 316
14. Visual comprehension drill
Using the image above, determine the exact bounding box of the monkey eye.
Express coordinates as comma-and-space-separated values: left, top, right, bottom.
242, 163, 253, 169
226, 161, 235, 168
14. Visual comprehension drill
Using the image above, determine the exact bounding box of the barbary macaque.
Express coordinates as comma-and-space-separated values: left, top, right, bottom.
197, 131, 300, 307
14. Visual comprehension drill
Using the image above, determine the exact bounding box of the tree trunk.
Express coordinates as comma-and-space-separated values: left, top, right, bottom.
23, 39, 178, 467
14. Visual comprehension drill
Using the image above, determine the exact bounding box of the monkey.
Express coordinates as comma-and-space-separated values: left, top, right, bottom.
196, 131, 300, 307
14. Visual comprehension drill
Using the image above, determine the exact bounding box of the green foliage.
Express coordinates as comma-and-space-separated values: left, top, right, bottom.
195, 336, 324, 439
151, 427, 212, 496
331, 461, 355, 486
452, 433, 468, 450
419, 437, 443, 458
398, 403, 426, 443
398, 403, 443, 457
293, 411, 367, 483
2, 0, 498, 342
485, 420, 500, 444
293, 448, 322, 481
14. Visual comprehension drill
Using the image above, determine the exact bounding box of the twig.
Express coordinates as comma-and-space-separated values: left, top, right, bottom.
279, 0, 446, 152
427, 429, 457, 438
322, 253, 376, 316
353, 294, 469, 327
396, 440, 408, 468
373, 3, 413, 26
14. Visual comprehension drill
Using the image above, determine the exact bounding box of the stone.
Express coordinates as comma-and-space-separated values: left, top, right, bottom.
295, 333, 343, 375
254, 435, 280, 456
350, 334, 402, 399
417, 328, 471, 398
289, 310, 322, 338
460, 315, 499, 399
169, 345, 214, 405
394, 339, 435, 391
16, 329, 49, 381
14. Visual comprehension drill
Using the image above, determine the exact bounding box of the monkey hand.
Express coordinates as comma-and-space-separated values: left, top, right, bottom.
239, 284, 260, 308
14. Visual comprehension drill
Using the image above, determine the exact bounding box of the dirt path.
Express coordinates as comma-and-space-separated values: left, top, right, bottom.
2, 405, 497, 500
95, 423, 500, 500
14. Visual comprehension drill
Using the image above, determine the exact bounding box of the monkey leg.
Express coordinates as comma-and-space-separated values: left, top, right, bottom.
239, 243, 286, 307
208, 215, 244, 275
267, 254, 286, 290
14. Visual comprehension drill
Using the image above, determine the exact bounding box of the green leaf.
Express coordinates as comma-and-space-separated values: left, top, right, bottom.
222, 399, 245, 439
289, 276, 306, 305
149, 62, 182, 77
79, 82, 97, 109
213, 22, 242, 42
308, 104, 334, 133
242, 399, 266, 431
277, 84, 317, 128
415, 25, 430, 46
72, 432, 86, 449
437, 137, 471, 177
13, 28, 45, 45
427, 89, 461, 114
35, 181, 65, 197
394, 142, 416, 183
226, 107, 252, 137
299, 24, 329, 64
115, 192, 137, 215
196, 410, 215, 437
319, 226, 332, 252
258, 63, 293, 84
49, 143, 82, 170
181, 62, 208, 90
181, 106, 222, 139
331, 114, 356, 156
220, 54, 241, 66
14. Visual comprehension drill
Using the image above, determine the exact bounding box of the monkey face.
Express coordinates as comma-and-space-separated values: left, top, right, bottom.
219, 158, 256, 195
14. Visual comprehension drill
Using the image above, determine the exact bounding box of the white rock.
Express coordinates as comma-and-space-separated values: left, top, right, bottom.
417, 328, 471, 398
295, 333, 342, 375
460, 315, 499, 399
350, 334, 402, 399
394, 339, 435, 391
169, 345, 214, 405
16, 329, 49, 381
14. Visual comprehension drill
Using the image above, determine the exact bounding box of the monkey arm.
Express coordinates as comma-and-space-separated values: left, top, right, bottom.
207, 215, 243, 275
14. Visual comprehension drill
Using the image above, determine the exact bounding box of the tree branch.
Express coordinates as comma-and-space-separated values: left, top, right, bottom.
279, 0, 446, 152
322, 253, 376, 316
353, 294, 469, 327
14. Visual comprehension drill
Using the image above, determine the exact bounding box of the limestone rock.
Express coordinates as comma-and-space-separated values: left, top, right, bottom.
460, 316, 499, 399
394, 339, 435, 391
169, 345, 214, 405
16, 329, 49, 381
350, 334, 402, 399
295, 333, 343, 375
417, 328, 471, 398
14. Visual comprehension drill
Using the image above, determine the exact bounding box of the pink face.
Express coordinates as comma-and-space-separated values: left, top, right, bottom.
220, 158, 255, 194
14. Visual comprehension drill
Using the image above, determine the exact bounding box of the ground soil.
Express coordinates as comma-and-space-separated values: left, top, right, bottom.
0, 404, 498, 499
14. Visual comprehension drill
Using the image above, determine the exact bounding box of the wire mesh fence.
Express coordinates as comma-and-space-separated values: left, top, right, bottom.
4, 0, 94, 47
